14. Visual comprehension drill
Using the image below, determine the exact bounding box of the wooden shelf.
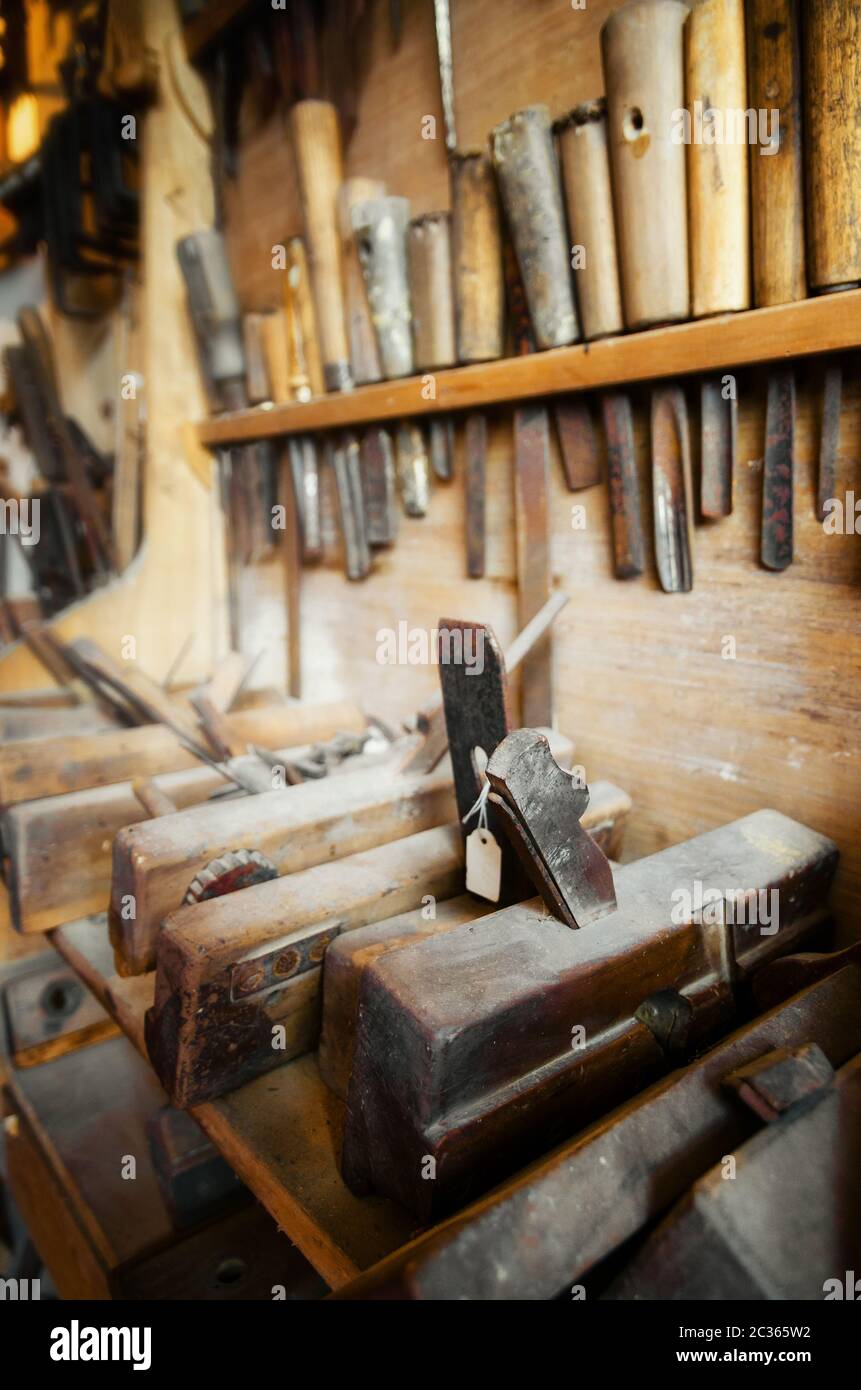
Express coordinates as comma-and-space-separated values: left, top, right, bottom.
50, 918, 418, 1290
197, 289, 861, 447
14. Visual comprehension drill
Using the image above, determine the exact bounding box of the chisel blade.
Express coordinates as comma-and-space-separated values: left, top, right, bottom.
330, 432, 371, 580
429, 416, 455, 481
554, 396, 602, 490
817, 362, 841, 524
700, 376, 736, 519
464, 412, 487, 578
360, 426, 397, 546
395, 422, 430, 517
761, 368, 795, 571
651, 385, 694, 593
288, 435, 322, 561
600, 391, 644, 580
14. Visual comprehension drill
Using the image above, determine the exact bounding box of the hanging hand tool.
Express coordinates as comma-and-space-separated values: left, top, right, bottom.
804, 1, 861, 522
602, 1, 689, 586
352, 193, 427, 523
686, 0, 748, 519
651, 385, 694, 592
746, 0, 805, 570
290, 99, 353, 393
408, 212, 457, 481
451, 150, 501, 577
601, 391, 645, 579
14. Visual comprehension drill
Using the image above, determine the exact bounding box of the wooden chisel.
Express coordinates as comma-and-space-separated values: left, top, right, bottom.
746, 0, 806, 570
805, 3, 861, 521
408, 212, 457, 482
602, 1, 689, 587
686, 0, 748, 521
451, 151, 501, 580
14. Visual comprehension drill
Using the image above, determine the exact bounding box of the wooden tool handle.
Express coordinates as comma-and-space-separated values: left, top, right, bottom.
243, 312, 272, 404
408, 213, 457, 371
132, 778, 179, 820
289, 100, 352, 390
686, 0, 750, 316
261, 309, 291, 404
556, 99, 624, 341
451, 151, 504, 363
804, 0, 861, 293
491, 106, 579, 350
338, 177, 386, 384
601, 0, 690, 329
745, 0, 806, 306
284, 237, 325, 399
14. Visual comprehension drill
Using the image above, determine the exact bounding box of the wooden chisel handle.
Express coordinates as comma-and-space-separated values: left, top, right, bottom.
451, 151, 504, 363
601, 0, 689, 329
686, 0, 749, 317
290, 100, 352, 391
804, 0, 861, 293
408, 212, 457, 371
338, 178, 386, 385
555, 98, 624, 342
132, 778, 179, 819
746, 0, 805, 307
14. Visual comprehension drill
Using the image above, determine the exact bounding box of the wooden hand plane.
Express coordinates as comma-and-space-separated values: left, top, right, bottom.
341, 732, 838, 1221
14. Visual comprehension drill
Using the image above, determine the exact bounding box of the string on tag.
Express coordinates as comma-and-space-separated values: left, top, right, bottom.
462, 777, 491, 834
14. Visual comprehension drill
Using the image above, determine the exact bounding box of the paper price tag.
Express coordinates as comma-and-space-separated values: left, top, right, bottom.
465, 827, 502, 902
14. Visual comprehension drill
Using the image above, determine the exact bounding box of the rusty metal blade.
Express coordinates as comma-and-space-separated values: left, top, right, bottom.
761, 367, 795, 571
817, 361, 841, 524
360, 426, 397, 546
601, 390, 644, 580
700, 375, 736, 518
514, 405, 552, 728
554, 396, 602, 490
288, 435, 321, 561
395, 421, 429, 517
429, 416, 454, 480
651, 385, 694, 593
487, 728, 617, 929
464, 412, 487, 578
330, 431, 371, 580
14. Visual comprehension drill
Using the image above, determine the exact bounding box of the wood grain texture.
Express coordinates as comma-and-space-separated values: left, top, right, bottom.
197, 292, 861, 444
451, 152, 504, 363
50, 919, 417, 1288
746, 0, 806, 307
290, 101, 352, 391
602, 0, 691, 328
556, 99, 624, 341
803, 0, 861, 293
0, 700, 364, 806
685, 0, 750, 317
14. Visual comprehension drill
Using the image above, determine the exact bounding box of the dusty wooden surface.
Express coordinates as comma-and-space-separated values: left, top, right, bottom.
51, 918, 419, 1287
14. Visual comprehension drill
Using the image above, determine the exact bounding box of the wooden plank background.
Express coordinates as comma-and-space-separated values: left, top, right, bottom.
222, 0, 861, 929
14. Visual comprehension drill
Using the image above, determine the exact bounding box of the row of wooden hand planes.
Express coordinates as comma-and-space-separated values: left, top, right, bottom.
1, 606, 858, 1298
